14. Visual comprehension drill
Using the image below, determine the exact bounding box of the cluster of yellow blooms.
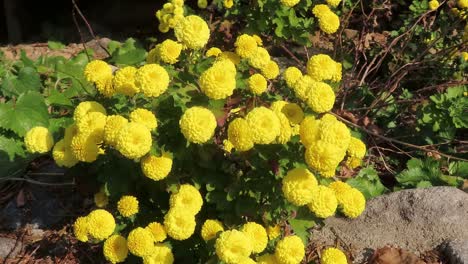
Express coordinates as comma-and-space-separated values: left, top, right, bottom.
155, 0, 185, 33
282, 168, 365, 219
74, 184, 203, 263
209, 222, 304, 264
312, 4, 340, 34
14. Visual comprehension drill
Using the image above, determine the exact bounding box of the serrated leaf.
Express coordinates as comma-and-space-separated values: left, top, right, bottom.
45, 89, 73, 106
110, 38, 147, 66
1, 67, 41, 96
289, 207, 316, 244
448, 161, 468, 178
347, 167, 387, 199
0, 136, 25, 161
0, 91, 49, 136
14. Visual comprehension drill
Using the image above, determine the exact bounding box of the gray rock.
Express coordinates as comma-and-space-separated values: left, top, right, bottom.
0, 237, 22, 259
310, 187, 468, 263
442, 239, 468, 264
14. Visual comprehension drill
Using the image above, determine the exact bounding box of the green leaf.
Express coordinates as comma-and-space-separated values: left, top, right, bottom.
110, 38, 147, 66
448, 161, 468, 178
0, 136, 25, 161
45, 89, 73, 106
1, 67, 41, 96
0, 91, 50, 136
347, 167, 387, 199
289, 207, 316, 244
47, 41, 66, 50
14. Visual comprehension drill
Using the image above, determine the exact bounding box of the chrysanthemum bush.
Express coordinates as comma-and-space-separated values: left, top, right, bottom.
155, 0, 343, 46
19, 7, 370, 264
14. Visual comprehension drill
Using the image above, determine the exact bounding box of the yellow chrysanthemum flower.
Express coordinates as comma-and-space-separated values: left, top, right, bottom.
458, 0, 468, 8
305, 141, 345, 176
321, 247, 348, 264
94, 190, 109, 208
224, 0, 234, 8
252, 34, 263, 46
227, 118, 254, 151
276, 111, 293, 144
282, 168, 318, 206
283, 66, 303, 88
174, 15, 210, 49
326, 0, 341, 7
312, 4, 332, 16
219, 51, 241, 65
215, 230, 253, 264
129, 108, 158, 131
318, 118, 350, 151
159, 39, 183, 64
282, 103, 304, 125
95, 75, 115, 98
52, 139, 79, 168
429, 0, 439, 10
270, 100, 288, 113
104, 115, 128, 147
169, 184, 203, 214
135, 64, 170, 98
117, 195, 139, 217
76, 111, 107, 142
317, 10, 340, 34
24, 126, 54, 154
113, 66, 139, 96
235, 34, 258, 58
141, 153, 173, 181
70, 133, 101, 163
103, 235, 128, 264
142, 244, 175, 264
73, 216, 89, 242
127, 227, 154, 257
206, 47, 222, 57
199, 62, 236, 99
84, 60, 112, 85
87, 209, 116, 241
306, 54, 339, 82
307, 186, 337, 218
306, 81, 335, 113
249, 47, 271, 69
261, 60, 280, 80
146, 222, 167, 242
292, 75, 314, 101
179, 107, 217, 144
266, 225, 281, 240
74, 101, 106, 122
245, 107, 281, 144
257, 254, 278, 264
164, 208, 197, 240
347, 137, 366, 158
329, 181, 352, 203
275, 235, 305, 264
147, 44, 160, 63
115, 122, 152, 159
339, 188, 366, 218
299, 116, 320, 147
346, 156, 362, 169
248, 73, 268, 94
280, 0, 300, 7
461, 52, 468, 61
223, 139, 234, 153
64, 123, 78, 143
241, 222, 268, 253
201, 219, 224, 241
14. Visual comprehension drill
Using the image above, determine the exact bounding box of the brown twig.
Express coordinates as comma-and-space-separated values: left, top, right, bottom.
279, 44, 305, 68
331, 112, 468, 162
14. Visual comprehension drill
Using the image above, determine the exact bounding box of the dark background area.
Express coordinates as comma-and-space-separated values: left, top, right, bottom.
1, 0, 168, 45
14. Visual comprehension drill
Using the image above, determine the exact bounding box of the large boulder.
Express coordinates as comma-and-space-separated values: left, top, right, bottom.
310, 187, 468, 263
